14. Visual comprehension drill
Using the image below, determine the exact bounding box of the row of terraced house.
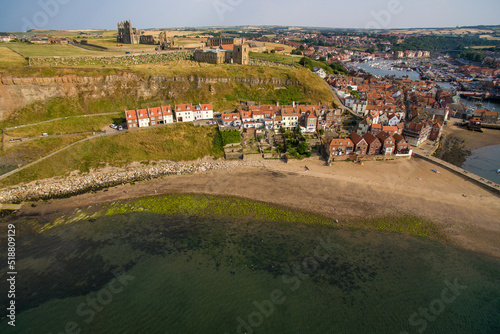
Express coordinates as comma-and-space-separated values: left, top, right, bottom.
125, 104, 214, 128
325, 128, 412, 162
220, 103, 344, 132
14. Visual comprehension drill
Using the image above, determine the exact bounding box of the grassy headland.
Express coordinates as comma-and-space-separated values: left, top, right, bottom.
249, 52, 301, 65
0, 124, 223, 188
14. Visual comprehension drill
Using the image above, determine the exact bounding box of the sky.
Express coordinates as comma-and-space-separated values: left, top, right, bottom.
0, 0, 499, 32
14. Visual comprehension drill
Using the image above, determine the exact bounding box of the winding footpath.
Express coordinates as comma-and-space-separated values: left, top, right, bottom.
0, 133, 103, 181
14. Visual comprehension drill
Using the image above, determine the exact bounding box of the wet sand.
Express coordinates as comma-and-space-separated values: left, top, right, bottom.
18, 157, 500, 258
444, 119, 500, 150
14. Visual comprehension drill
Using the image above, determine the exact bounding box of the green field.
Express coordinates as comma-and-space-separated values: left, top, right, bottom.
0, 124, 223, 188
5, 42, 105, 57
250, 52, 301, 65
0, 46, 27, 66
0, 135, 89, 168
0, 97, 135, 128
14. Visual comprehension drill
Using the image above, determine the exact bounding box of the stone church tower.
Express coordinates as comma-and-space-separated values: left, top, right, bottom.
117, 20, 140, 44
233, 44, 249, 65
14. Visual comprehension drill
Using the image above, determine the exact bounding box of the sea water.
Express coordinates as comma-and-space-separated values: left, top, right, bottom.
462, 144, 500, 184
0, 211, 498, 334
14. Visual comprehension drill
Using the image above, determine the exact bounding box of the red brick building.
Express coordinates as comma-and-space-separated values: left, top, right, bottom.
363, 132, 382, 155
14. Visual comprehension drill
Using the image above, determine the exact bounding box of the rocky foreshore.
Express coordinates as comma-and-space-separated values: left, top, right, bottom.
0, 159, 272, 204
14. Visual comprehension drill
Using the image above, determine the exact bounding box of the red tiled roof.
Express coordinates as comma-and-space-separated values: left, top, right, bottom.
161, 105, 172, 115
199, 103, 213, 110
148, 107, 162, 118
125, 109, 137, 120
175, 104, 193, 112
281, 107, 300, 117
137, 109, 149, 119
383, 126, 398, 132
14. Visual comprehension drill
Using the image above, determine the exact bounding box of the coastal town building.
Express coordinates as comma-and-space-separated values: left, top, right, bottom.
161, 106, 174, 124
281, 107, 301, 130
376, 131, 395, 155
0, 33, 16, 42
474, 109, 499, 124
194, 104, 214, 121
355, 119, 371, 135
327, 138, 354, 160
125, 109, 139, 128
351, 132, 368, 155
402, 119, 432, 147
124, 103, 212, 128
363, 132, 382, 155
222, 113, 242, 127
136, 109, 150, 128
393, 134, 410, 154
174, 104, 195, 123
344, 97, 368, 116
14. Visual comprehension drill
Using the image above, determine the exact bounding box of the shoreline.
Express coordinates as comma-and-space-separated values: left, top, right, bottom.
6, 157, 500, 259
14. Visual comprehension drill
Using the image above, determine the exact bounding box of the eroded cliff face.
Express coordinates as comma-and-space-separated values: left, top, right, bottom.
0, 74, 300, 120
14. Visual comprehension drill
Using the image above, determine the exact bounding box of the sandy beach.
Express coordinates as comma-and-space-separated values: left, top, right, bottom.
16, 156, 500, 258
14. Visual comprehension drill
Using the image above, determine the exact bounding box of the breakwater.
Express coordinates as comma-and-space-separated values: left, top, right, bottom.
0, 159, 268, 204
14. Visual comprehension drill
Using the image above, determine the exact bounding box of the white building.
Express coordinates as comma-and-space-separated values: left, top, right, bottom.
221, 113, 242, 127
194, 103, 214, 120
313, 67, 327, 79
136, 109, 151, 128
174, 104, 195, 122
344, 97, 368, 116
161, 105, 174, 124
281, 107, 300, 130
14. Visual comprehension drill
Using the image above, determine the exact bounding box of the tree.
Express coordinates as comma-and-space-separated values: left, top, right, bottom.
270, 49, 276, 54
297, 141, 310, 155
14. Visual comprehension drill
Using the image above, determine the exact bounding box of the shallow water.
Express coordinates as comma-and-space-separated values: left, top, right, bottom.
0, 211, 499, 334
462, 144, 500, 184
353, 60, 421, 80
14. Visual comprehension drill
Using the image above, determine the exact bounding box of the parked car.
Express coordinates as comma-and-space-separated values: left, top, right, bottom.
110, 124, 117, 129
117, 125, 123, 131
